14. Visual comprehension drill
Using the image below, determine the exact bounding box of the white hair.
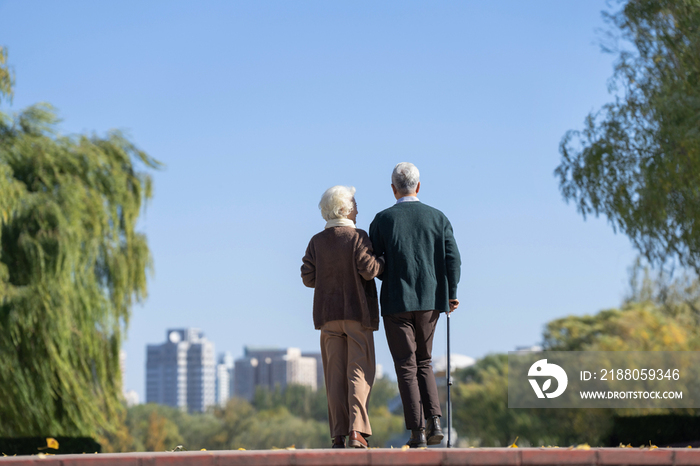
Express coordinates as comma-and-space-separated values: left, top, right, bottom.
392, 162, 420, 195
319, 185, 356, 221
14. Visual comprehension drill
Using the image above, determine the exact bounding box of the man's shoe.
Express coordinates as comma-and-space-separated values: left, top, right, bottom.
426, 416, 444, 445
406, 428, 427, 448
348, 431, 368, 448
332, 436, 345, 448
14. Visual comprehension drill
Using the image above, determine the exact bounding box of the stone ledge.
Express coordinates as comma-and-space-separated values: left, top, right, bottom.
1, 448, 700, 466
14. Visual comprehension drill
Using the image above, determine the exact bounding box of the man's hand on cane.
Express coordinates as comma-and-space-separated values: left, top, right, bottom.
448, 299, 459, 314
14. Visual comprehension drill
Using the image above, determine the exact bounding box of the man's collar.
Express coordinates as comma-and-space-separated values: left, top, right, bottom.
396, 196, 420, 204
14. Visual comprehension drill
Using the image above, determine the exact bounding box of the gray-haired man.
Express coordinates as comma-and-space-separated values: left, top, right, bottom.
370, 162, 461, 448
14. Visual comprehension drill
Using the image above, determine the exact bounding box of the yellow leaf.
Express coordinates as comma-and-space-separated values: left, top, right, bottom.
46, 438, 59, 450
508, 437, 519, 448
237, 448, 246, 451
575, 444, 591, 450
200, 449, 206, 451
401, 445, 410, 451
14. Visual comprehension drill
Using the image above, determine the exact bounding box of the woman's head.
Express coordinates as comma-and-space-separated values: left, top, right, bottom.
319, 185, 356, 221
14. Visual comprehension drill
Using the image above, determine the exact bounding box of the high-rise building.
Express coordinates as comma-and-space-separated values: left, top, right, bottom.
215, 352, 234, 407
146, 328, 216, 412
301, 352, 324, 390
234, 347, 317, 400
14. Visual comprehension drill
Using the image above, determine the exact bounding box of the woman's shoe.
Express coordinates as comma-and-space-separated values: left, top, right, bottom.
348, 431, 368, 448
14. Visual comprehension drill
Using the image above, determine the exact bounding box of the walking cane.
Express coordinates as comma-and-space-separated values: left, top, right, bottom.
446, 310, 452, 448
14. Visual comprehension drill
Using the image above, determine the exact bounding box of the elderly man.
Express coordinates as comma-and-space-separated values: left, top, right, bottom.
369, 162, 461, 448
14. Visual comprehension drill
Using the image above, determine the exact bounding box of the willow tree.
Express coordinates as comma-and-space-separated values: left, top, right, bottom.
556, 0, 700, 271
0, 49, 160, 437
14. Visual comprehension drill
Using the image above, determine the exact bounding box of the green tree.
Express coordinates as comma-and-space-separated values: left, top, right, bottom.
625, 258, 700, 322
543, 302, 699, 351
452, 284, 700, 447
123, 404, 183, 452
212, 398, 257, 450
556, 0, 700, 271
368, 377, 399, 412
0, 52, 160, 437
453, 354, 532, 446
239, 406, 328, 449
452, 354, 613, 446
0, 47, 13, 103
252, 384, 328, 422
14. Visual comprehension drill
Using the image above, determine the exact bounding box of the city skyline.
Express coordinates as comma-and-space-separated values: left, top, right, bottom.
142, 328, 324, 409
137, 326, 478, 406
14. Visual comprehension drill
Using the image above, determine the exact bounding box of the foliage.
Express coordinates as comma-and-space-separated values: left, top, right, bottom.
545, 261, 700, 351
0, 51, 160, 437
0, 47, 12, 104
625, 258, 700, 322
543, 302, 698, 351
104, 381, 405, 451
210, 398, 256, 450
252, 384, 328, 422
368, 377, 400, 412
248, 381, 404, 447
453, 267, 700, 446
453, 355, 527, 446
233, 406, 328, 449
364, 405, 405, 447
124, 404, 184, 452
113, 399, 327, 451
556, 0, 700, 272
453, 355, 614, 446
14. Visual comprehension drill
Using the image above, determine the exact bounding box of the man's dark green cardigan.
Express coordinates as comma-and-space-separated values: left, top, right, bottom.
369, 201, 461, 316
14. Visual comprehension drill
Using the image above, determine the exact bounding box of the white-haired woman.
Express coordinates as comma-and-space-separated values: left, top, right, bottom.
301, 185, 384, 448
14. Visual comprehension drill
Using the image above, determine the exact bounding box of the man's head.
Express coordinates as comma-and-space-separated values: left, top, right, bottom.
391, 162, 420, 198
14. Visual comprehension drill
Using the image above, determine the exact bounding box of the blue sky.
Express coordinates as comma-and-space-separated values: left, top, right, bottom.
0, 0, 636, 401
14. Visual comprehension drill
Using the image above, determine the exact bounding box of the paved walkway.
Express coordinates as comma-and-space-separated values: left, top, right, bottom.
2, 447, 700, 466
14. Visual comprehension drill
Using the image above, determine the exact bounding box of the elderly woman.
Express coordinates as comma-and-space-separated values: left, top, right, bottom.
301, 185, 384, 449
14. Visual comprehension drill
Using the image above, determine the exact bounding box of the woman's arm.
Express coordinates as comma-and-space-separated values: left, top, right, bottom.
301, 240, 316, 288
355, 231, 384, 281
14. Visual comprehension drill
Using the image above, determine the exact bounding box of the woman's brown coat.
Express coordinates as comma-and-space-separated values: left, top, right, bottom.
301, 226, 383, 331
